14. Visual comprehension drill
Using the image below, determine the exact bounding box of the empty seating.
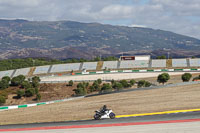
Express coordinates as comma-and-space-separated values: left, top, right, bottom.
82, 62, 98, 70
13, 68, 30, 77
33, 65, 50, 75
189, 59, 200, 67
0, 70, 14, 78
50, 63, 81, 73
152, 59, 166, 68
172, 59, 187, 67
102, 61, 118, 69
120, 60, 149, 68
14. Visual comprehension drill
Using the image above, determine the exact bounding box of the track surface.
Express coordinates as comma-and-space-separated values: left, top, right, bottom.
1, 111, 200, 132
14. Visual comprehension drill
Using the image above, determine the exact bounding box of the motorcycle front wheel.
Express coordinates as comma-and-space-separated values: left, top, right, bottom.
109, 112, 115, 119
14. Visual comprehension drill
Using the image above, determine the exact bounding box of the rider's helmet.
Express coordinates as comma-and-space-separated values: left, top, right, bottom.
103, 105, 107, 110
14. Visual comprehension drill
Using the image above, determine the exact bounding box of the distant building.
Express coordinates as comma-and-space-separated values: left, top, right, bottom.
120, 55, 151, 61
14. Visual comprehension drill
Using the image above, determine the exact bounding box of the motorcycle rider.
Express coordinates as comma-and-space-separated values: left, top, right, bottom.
100, 105, 108, 115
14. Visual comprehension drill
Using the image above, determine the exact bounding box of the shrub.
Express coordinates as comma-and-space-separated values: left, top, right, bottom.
0, 80, 9, 90
21, 81, 32, 89
73, 87, 87, 96
17, 89, 25, 98
97, 79, 102, 84
32, 76, 41, 83
36, 93, 41, 101
120, 80, 131, 88
31, 76, 40, 88
17, 75, 26, 83
68, 80, 73, 86
181, 73, 192, 82
100, 83, 112, 93
137, 80, 152, 88
157, 73, 170, 84
130, 79, 136, 86
145, 81, 152, 87
0, 96, 6, 105
112, 82, 123, 91
92, 81, 101, 91
11, 75, 26, 86
90, 81, 101, 92
25, 88, 35, 97
89, 86, 95, 92
2, 76, 11, 83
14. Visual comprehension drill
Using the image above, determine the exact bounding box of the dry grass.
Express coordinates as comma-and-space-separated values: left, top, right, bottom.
0, 83, 200, 125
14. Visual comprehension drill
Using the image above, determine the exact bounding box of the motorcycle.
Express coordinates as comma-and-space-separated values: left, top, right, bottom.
94, 109, 116, 120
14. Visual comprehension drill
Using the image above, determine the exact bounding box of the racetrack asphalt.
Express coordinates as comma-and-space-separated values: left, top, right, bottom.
1, 110, 200, 130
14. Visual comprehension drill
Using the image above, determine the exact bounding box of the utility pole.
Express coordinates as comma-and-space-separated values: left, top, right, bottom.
167, 52, 170, 59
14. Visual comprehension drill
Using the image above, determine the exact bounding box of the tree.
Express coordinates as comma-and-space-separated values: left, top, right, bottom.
17, 89, 25, 98
11, 75, 25, 86
2, 76, 11, 83
21, 81, 32, 89
156, 55, 166, 59
31, 76, 40, 88
182, 73, 192, 82
32, 76, 41, 83
35, 88, 39, 95
100, 83, 112, 93
130, 79, 136, 86
68, 80, 74, 86
0, 96, 6, 105
25, 88, 35, 97
157, 73, 170, 84
0, 80, 9, 90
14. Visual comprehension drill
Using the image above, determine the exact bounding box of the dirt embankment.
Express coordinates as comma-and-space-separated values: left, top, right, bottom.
0, 83, 200, 125
1, 73, 200, 106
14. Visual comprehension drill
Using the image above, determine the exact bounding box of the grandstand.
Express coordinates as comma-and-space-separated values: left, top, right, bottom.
120, 60, 149, 69
33, 65, 50, 75
152, 59, 167, 68
50, 63, 81, 73
102, 61, 118, 69
0, 70, 14, 78
13, 68, 31, 77
81, 62, 98, 70
189, 59, 200, 67
172, 59, 188, 67
0, 58, 200, 78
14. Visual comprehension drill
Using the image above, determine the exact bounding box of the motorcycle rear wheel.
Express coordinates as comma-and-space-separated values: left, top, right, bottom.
94, 114, 101, 120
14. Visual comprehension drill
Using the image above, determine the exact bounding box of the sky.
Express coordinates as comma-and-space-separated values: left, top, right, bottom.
0, 0, 200, 39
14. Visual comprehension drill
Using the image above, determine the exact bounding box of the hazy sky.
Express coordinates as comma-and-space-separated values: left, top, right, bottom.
0, 0, 200, 39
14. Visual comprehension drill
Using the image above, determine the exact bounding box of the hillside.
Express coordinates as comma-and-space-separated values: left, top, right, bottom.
0, 19, 200, 59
